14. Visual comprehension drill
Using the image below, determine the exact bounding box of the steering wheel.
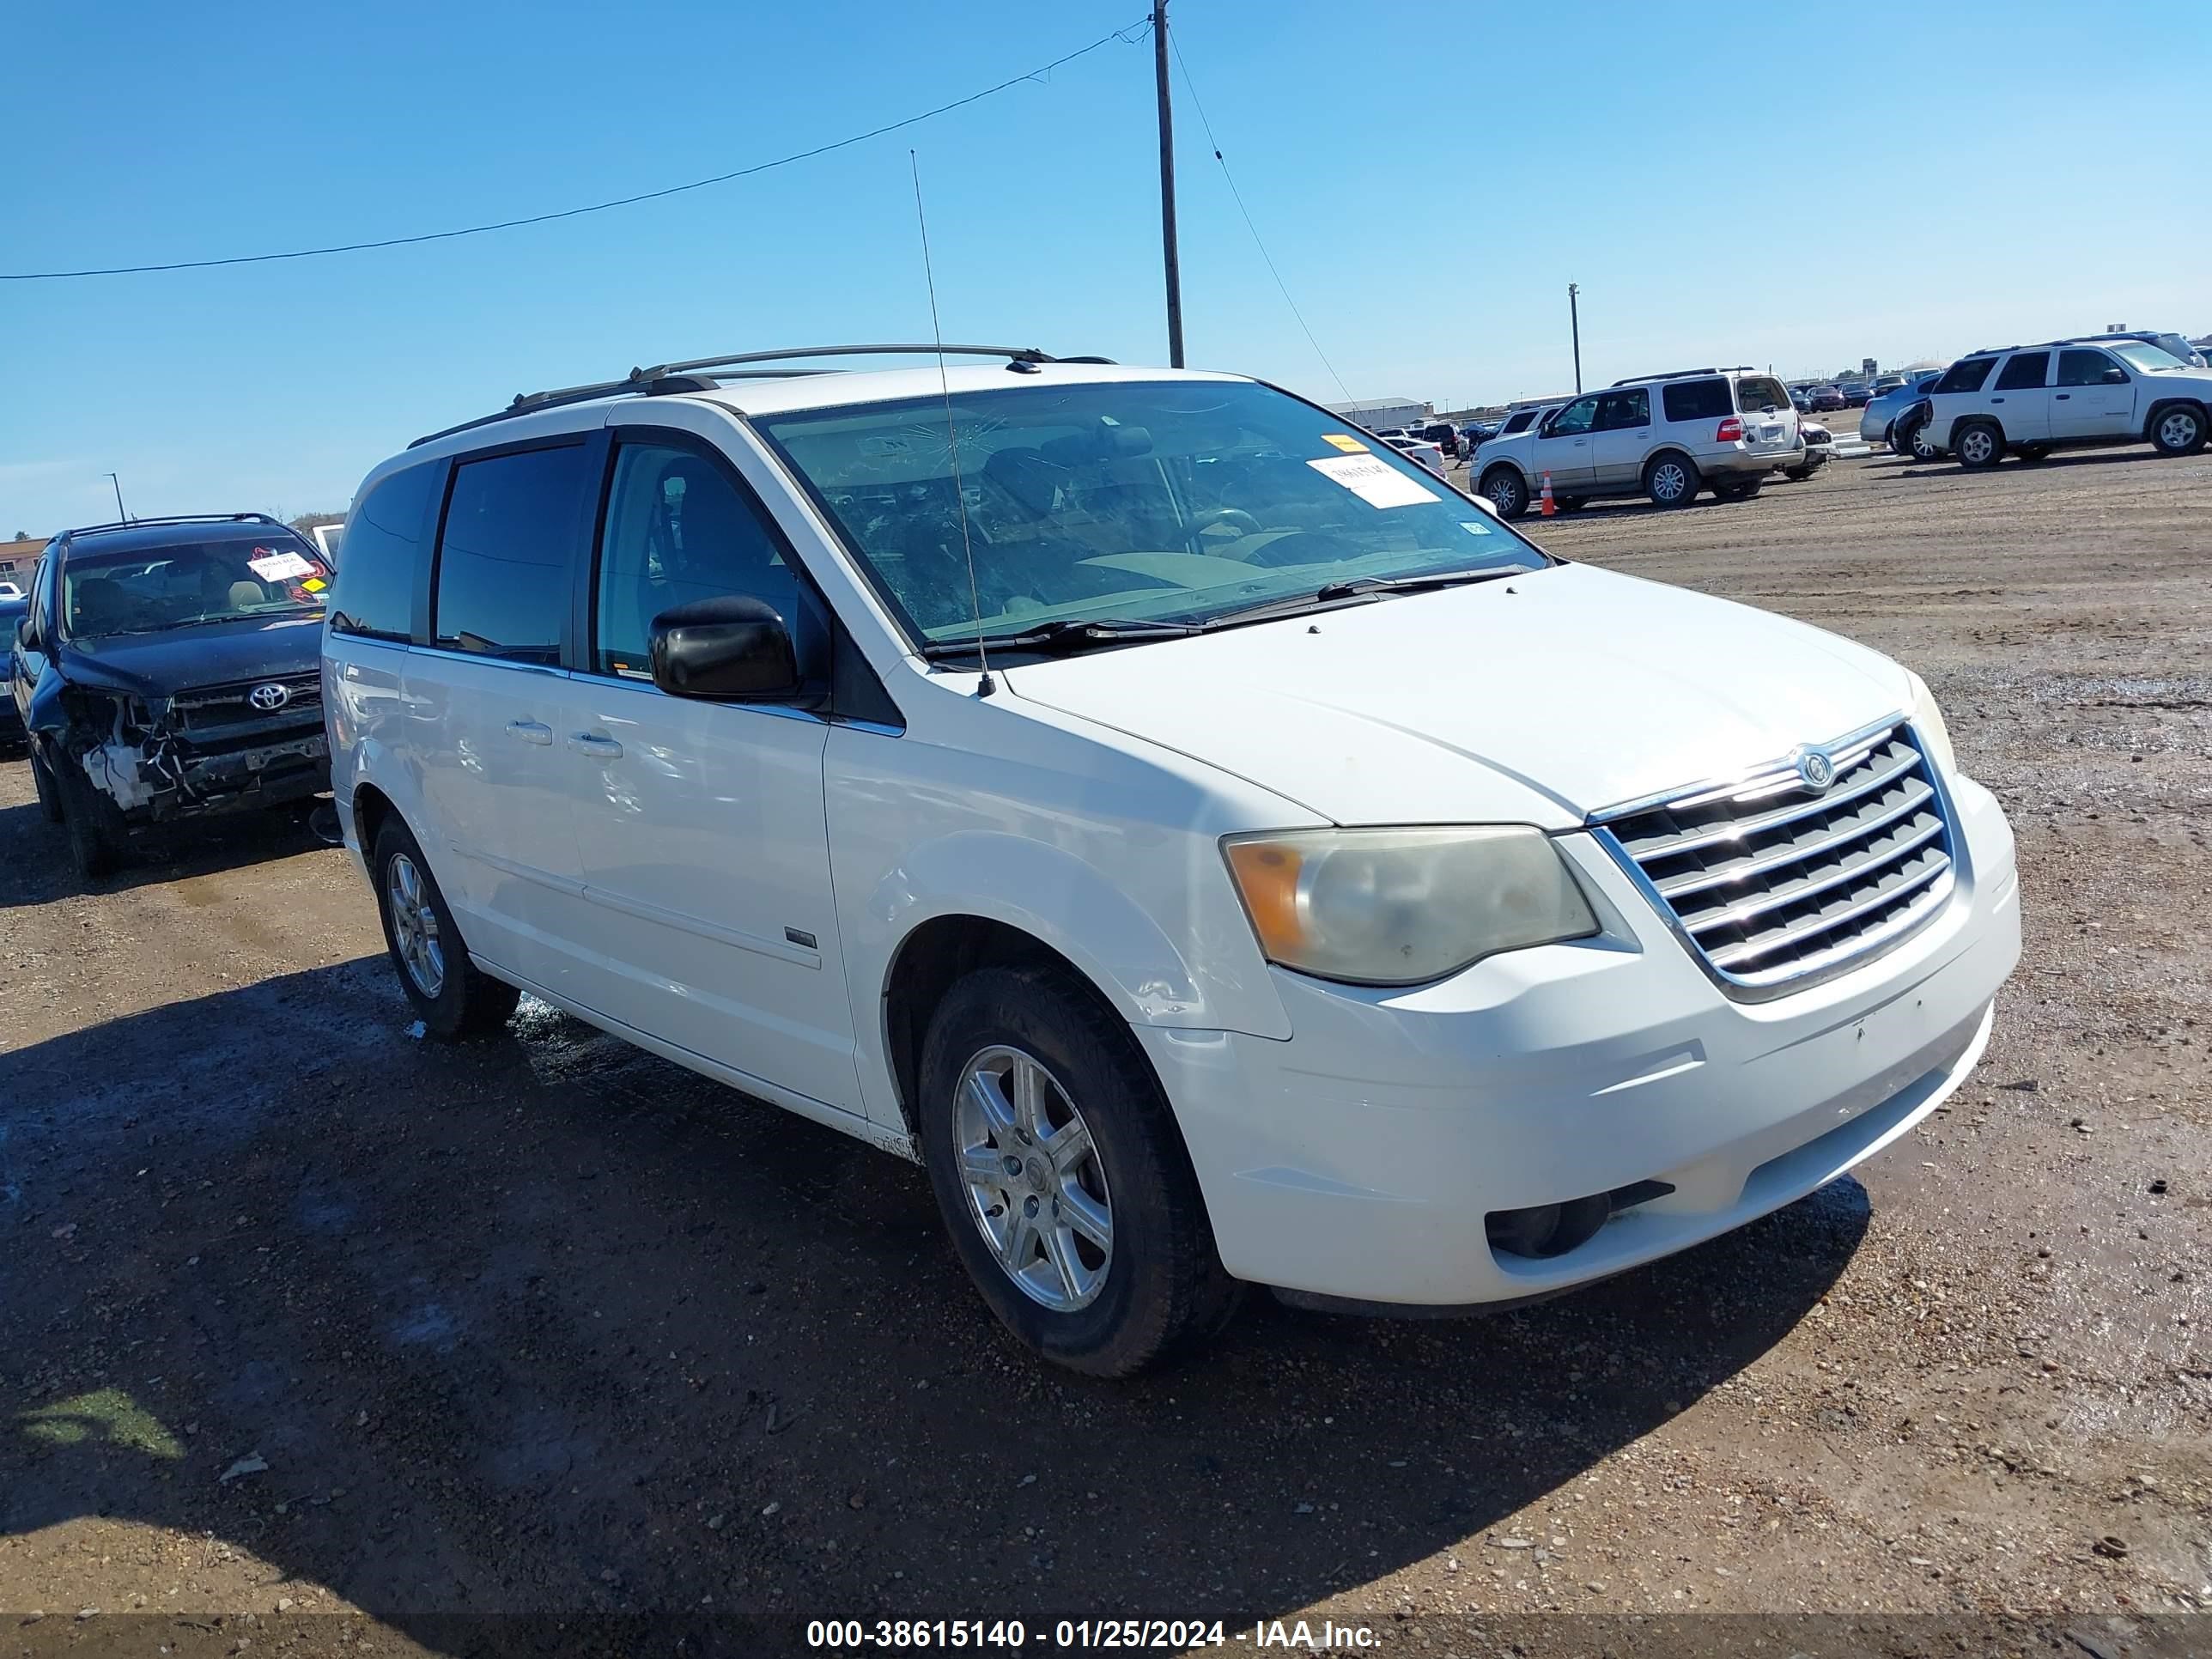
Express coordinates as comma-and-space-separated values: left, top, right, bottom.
1184, 507, 1264, 550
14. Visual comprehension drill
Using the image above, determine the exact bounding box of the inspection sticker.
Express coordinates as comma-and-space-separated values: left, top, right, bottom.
247, 549, 314, 581
1305, 453, 1442, 508
300, 576, 328, 592
1319, 433, 1370, 453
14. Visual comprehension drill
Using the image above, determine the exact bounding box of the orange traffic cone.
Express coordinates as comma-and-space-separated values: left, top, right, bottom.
1540, 471, 1557, 517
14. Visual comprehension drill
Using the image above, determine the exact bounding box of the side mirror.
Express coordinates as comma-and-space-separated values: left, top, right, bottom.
2101, 366, 2129, 385
15, 616, 34, 652
648, 594, 799, 701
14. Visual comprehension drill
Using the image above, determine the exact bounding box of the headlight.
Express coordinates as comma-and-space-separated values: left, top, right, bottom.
1222, 826, 1599, 987
1905, 671, 1956, 777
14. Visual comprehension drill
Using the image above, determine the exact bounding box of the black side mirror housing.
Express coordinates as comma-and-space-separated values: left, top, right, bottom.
648, 595, 801, 701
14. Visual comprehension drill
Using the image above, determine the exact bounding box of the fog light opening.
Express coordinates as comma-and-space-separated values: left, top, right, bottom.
1486, 1180, 1676, 1261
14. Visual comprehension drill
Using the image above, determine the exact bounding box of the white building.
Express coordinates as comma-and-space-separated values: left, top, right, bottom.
1326, 397, 1431, 432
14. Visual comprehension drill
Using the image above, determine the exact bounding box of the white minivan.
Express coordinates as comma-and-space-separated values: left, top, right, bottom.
325, 346, 2021, 1375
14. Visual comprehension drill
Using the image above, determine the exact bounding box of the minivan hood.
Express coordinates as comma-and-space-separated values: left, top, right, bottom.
1006, 562, 1911, 829
58, 614, 325, 699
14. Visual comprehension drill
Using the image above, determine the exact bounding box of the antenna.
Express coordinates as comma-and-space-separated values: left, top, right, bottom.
909, 149, 995, 698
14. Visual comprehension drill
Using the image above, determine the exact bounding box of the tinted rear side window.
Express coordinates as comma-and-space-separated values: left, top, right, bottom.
330, 465, 437, 642
1501, 410, 1538, 434
433, 444, 592, 663
1662, 379, 1733, 422
1934, 357, 1996, 394
1995, 352, 2049, 391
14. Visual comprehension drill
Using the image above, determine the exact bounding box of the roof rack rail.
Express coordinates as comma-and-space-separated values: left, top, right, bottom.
1609, 366, 1758, 386
409, 343, 1109, 449
58, 512, 285, 538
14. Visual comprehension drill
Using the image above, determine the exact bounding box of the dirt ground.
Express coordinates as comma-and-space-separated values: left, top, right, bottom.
3, 447, 2208, 1657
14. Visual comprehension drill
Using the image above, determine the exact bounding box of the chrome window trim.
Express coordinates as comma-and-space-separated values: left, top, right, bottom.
1587, 711, 1965, 1003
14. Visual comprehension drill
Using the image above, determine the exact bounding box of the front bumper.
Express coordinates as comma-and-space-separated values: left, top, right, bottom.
95, 728, 330, 823
1142, 775, 2021, 1306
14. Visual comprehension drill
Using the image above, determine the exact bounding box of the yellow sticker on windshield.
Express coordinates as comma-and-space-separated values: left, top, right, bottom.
1321, 433, 1369, 453
301, 577, 327, 592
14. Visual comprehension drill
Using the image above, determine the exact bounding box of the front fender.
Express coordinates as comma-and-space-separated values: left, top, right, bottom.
868, 831, 1289, 1040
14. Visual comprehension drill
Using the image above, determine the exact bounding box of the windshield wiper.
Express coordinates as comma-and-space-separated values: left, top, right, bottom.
1211, 566, 1531, 625
918, 617, 1206, 659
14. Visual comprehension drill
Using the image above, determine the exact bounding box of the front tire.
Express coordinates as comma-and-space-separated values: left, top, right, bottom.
918, 963, 1239, 1376
2150, 404, 2207, 456
1644, 453, 1700, 507
56, 763, 122, 881
370, 817, 520, 1037
29, 743, 64, 824
1954, 420, 2002, 470
1478, 466, 1528, 520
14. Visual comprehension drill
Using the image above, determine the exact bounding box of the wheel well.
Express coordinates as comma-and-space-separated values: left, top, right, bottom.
2144, 398, 2207, 437
1478, 462, 1523, 494
352, 782, 396, 854
1949, 415, 2003, 446
1643, 447, 1695, 479
884, 915, 1104, 1138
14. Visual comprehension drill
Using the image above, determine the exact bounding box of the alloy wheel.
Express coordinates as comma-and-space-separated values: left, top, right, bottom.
953, 1045, 1113, 1312
386, 852, 447, 999
2158, 410, 2201, 451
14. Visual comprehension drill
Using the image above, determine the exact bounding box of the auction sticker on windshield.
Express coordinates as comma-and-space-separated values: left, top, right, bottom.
248, 549, 316, 581
1306, 453, 1442, 508
1319, 432, 1370, 453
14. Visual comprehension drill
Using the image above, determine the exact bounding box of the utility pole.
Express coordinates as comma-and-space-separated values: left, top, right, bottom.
104, 472, 128, 522
1567, 283, 1583, 393
1153, 0, 1185, 368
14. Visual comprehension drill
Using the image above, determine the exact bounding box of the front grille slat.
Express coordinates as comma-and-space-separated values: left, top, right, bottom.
1656, 775, 1936, 900
1678, 813, 1947, 936
1594, 720, 1957, 999
1615, 740, 1922, 860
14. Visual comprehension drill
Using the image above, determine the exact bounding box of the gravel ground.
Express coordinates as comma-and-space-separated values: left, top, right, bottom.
2, 447, 2208, 1657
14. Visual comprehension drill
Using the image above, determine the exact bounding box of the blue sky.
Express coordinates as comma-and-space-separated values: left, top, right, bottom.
7, 0, 2208, 533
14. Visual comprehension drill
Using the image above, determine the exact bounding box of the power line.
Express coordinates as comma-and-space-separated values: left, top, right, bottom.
1167, 32, 1354, 406
3, 17, 1152, 282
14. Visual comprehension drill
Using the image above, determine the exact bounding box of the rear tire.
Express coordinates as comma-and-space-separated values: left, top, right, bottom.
1555, 495, 1586, 513
1713, 479, 1762, 501
918, 962, 1240, 1376
1478, 466, 1528, 520
2150, 404, 2207, 456
1954, 421, 2002, 470
370, 817, 520, 1038
1644, 453, 1699, 507
2018, 444, 2051, 463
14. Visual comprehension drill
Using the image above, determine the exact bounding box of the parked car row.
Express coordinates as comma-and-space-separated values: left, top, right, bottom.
8, 343, 2023, 1376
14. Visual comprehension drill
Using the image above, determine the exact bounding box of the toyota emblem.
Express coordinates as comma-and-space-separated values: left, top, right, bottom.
247, 682, 291, 712
1795, 747, 1834, 793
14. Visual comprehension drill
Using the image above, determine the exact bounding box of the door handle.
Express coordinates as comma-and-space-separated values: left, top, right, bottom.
568, 732, 623, 760
2055, 393, 2071, 400
1990, 397, 2005, 404
507, 720, 553, 745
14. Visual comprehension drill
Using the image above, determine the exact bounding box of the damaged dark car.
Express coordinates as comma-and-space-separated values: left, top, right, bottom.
9, 513, 334, 878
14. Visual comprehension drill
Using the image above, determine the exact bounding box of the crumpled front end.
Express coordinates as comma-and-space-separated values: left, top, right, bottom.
58, 670, 329, 823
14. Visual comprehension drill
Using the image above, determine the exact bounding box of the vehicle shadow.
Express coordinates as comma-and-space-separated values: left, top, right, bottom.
0, 782, 330, 911
2, 964, 1868, 1650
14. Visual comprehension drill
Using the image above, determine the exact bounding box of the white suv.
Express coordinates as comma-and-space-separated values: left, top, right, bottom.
325, 346, 2020, 1375
1916, 337, 2211, 468
1471, 368, 1801, 517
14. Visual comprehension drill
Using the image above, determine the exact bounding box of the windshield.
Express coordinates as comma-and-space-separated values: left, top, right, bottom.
757, 380, 1547, 644
63, 537, 331, 639
2109, 342, 2185, 374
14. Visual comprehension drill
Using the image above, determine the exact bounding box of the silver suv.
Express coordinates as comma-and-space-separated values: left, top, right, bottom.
1471, 368, 1801, 518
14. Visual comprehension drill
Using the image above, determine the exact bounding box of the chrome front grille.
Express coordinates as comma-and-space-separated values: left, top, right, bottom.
1592, 720, 1955, 997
